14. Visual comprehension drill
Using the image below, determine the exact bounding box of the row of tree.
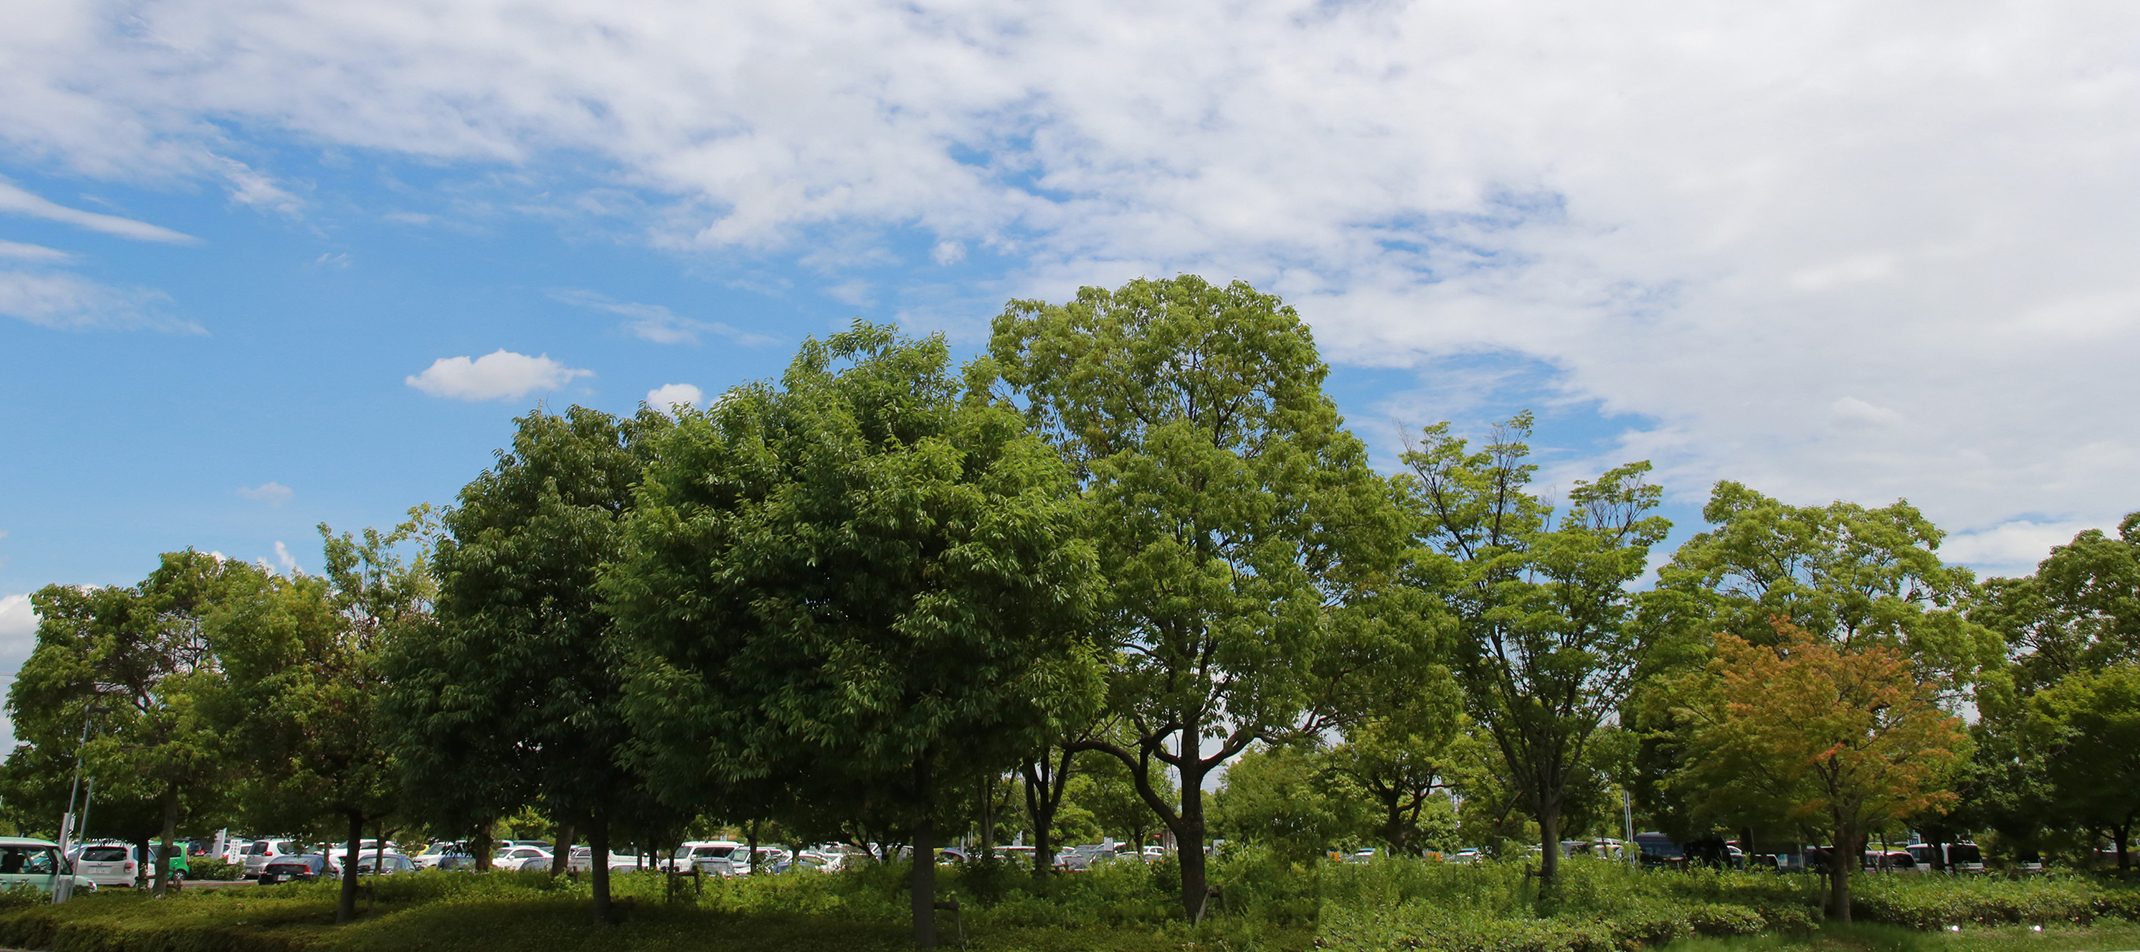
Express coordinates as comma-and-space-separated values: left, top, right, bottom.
6, 276, 2133, 943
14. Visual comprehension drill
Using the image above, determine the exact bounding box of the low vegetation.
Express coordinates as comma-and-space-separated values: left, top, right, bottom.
13, 858, 2140, 952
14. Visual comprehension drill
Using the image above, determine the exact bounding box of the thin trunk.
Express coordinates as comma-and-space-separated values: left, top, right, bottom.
2118, 824, 2131, 871
1178, 724, 1209, 923
552, 822, 574, 876
152, 780, 179, 897
336, 811, 363, 925
1022, 751, 1072, 879
590, 814, 612, 922
1828, 830, 1856, 923
979, 774, 995, 861
911, 755, 937, 949
1538, 806, 1562, 887
747, 820, 760, 876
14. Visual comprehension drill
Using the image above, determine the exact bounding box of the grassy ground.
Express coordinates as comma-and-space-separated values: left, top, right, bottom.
7, 857, 2140, 952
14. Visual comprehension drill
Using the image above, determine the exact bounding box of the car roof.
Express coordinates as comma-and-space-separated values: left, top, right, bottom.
0, 837, 60, 848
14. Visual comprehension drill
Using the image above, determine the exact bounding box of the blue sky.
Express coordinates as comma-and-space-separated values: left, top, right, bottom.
7, 1, 2140, 722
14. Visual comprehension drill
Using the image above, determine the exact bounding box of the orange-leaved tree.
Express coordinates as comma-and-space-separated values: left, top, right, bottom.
1676, 621, 1964, 922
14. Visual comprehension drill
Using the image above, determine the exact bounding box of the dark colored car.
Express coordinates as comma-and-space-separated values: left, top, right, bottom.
258, 854, 329, 884
435, 854, 483, 872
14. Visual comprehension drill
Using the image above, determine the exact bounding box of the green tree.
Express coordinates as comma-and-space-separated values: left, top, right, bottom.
1208, 744, 1363, 862
1070, 752, 1175, 851
5, 551, 245, 895
1404, 413, 1667, 885
2021, 663, 2140, 867
214, 517, 433, 925
384, 405, 665, 919
607, 323, 1098, 948
1326, 672, 1463, 856
988, 275, 1419, 919
1659, 481, 1998, 689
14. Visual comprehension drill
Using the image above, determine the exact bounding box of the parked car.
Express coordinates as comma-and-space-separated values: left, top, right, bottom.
1344, 848, 1376, 865
412, 843, 468, 870
1906, 842, 1985, 873
241, 839, 302, 879
675, 841, 749, 876
567, 847, 646, 875
1634, 832, 1686, 870
355, 853, 415, 876
1864, 850, 1920, 872
258, 854, 331, 884
0, 838, 99, 894
1142, 845, 1167, 862
72, 843, 140, 887
494, 846, 555, 871
435, 854, 484, 872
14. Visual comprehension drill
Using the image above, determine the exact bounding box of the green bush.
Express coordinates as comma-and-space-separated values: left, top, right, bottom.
190, 859, 244, 881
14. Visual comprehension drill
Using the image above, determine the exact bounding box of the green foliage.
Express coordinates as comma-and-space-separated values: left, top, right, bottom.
1210, 745, 1366, 862
191, 859, 244, 881
988, 274, 1424, 917
1404, 413, 1669, 878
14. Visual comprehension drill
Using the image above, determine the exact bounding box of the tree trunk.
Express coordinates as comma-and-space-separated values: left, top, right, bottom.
1021, 750, 1072, 879
1177, 725, 1209, 923
2117, 823, 2131, 871
747, 819, 761, 876
552, 822, 574, 876
1538, 805, 1562, 891
1828, 829, 1856, 923
474, 829, 493, 872
979, 773, 995, 861
911, 755, 937, 949
152, 780, 179, 898
336, 811, 364, 925
590, 814, 612, 922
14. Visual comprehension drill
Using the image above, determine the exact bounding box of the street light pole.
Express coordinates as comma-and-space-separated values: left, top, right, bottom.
53, 705, 97, 904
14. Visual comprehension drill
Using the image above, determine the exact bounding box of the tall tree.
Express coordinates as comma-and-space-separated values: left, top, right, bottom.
1659, 481, 1999, 690
1404, 412, 1667, 886
988, 275, 1419, 920
1326, 673, 1463, 857
6, 551, 243, 896
607, 323, 1098, 948
215, 518, 432, 925
2020, 663, 2140, 867
1674, 623, 1964, 922
384, 405, 665, 920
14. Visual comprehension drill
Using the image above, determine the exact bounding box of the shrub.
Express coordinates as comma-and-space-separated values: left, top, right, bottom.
189, 859, 243, 882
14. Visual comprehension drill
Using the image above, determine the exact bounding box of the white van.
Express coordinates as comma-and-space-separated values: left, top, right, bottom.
1, 838, 99, 894
675, 841, 748, 876
241, 838, 301, 879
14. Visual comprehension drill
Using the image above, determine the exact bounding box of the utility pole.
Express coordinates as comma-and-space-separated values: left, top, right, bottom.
1622, 788, 1635, 867
53, 706, 96, 904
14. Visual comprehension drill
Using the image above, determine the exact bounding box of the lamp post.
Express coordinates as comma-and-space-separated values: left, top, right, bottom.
53, 704, 101, 904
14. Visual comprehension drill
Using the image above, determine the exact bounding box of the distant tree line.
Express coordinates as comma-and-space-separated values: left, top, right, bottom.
6, 276, 2134, 941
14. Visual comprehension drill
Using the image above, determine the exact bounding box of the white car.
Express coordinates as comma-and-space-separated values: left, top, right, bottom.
3, 838, 100, 894
241, 838, 302, 879
675, 841, 749, 876
494, 845, 554, 871
411, 843, 468, 870
72, 843, 140, 887
567, 846, 647, 874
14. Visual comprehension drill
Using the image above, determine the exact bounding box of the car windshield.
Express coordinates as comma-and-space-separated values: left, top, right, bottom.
0, 847, 56, 875
245, 842, 268, 855
1950, 845, 1982, 863
82, 847, 128, 862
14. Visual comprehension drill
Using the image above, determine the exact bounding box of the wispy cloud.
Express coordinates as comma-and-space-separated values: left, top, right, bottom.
0, 181, 195, 243
218, 158, 302, 217
274, 541, 300, 575
237, 481, 293, 506
0, 267, 199, 333
406, 349, 593, 401
548, 288, 776, 347
0, 240, 70, 262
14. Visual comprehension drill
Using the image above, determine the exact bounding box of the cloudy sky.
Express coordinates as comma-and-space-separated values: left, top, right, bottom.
5, 1, 2140, 723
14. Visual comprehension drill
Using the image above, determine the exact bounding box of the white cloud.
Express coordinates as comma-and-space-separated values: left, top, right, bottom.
8, 1, 2140, 558
236, 481, 293, 506
218, 158, 302, 216
1941, 520, 2097, 580
0, 267, 199, 332
274, 541, 300, 575
0, 181, 194, 243
406, 349, 593, 401
0, 240, 70, 262
0, 594, 36, 748
931, 241, 966, 266
548, 288, 776, 346
645, 383, 702, 413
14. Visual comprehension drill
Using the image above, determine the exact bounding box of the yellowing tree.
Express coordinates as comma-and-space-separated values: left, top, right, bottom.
1677, 622, 1964, 922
